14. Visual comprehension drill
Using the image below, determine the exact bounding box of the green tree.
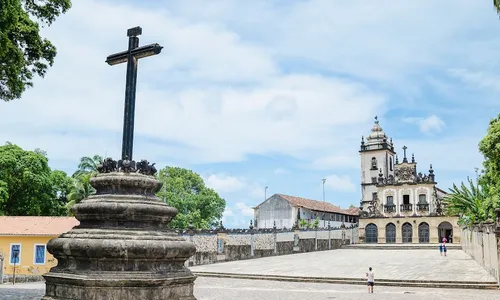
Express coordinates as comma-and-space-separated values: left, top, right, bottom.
65, 172, 94, 215
157, 166, 225, 229
72, 154, 103, 178
0, 142, 68, 215
299, 219, 308, 229
495, 0, 500, 15
0, 0, 72, 101
444, 177, 491, 227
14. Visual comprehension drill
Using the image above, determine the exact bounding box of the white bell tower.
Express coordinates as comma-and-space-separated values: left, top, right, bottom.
359, 116, 396, 211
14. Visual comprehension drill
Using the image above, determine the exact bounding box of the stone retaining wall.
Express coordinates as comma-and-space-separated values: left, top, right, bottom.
184, 227, 358, 267
461, 215, 500, 284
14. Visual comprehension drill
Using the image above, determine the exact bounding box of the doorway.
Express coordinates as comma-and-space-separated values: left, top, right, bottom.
438, 221, 453, 243
402, 222, 413, 243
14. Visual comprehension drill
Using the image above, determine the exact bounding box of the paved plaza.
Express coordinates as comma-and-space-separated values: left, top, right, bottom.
192, 249, 497, 283
1, 277, 499, 300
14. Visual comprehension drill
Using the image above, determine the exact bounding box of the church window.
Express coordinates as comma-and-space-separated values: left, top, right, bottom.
390, 157, 393, 171
386, 196, 394, 206
371, 177, 377, 184
418, 194, 427, 204
372, 192, 378, 200
403, 195, 410, 205
371, 157, 377, 170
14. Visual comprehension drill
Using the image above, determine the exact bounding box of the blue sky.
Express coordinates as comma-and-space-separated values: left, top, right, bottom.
1, 0, 499, 228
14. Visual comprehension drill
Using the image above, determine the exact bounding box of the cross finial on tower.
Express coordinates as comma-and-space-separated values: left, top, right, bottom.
374, 115, 379, 124
402, 145, 408, 163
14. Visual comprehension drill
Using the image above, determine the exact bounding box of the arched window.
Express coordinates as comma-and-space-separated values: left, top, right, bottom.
418, 194, 426, 204
386, 223, 396, 243
371, 157, 377, 169
418, 222, 430, 243
365, 224, 378, 244
390, 157, 393, 171
402, 222, 413, 243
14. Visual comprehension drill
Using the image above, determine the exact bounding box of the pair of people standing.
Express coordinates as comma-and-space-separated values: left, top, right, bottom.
439, 243, 447, 256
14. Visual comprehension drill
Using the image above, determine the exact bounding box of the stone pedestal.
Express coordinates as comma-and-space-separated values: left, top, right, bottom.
42, 172, 197, 300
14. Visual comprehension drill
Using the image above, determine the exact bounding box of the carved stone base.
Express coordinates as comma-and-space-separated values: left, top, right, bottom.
42, 172, 196, 300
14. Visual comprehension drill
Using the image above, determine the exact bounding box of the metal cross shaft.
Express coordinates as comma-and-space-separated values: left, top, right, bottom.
106, 26, 163, 161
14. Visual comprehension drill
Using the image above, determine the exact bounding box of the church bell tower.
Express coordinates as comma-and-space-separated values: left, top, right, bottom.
359, 116, 396, 211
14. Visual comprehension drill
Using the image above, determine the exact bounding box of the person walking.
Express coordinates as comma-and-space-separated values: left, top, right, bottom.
439, 243, 443, 256
366, 267, 374, 293
443, 244, 447, 257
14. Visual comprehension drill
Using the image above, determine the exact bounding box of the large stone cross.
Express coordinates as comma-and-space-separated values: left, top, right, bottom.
106, 26, 163, 161
402, 145, 408, 162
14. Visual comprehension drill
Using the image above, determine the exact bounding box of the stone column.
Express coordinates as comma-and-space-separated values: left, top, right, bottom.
494, 208, 500, 285
42, 172, 196, 300
0, 255, 3, 284
188, 221, 195, 267
328, 221, 331, 250
249, 220, 255, 257
273, 221, 277, 255
315, 227, 318, 251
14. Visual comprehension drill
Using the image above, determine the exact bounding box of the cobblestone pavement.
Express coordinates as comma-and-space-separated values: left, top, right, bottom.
1, 278, 499, 300
192, 249, 497, 282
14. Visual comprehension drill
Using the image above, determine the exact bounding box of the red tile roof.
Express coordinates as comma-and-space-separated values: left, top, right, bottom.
0, 216, 79, 236
276, 194, 358, 216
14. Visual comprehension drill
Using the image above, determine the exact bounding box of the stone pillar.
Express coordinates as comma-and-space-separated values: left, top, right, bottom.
0, 255, 3, 284
273, 221, 277, 255
249, 220, 255, 257
42, 172, 197, 300
315, 227, 318, 251
495, 208, 500, 285
328, 221, 331, 250
188, 221, 195, 267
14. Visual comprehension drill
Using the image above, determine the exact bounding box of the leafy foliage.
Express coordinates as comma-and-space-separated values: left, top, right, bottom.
65, 155, 102, 214
444, 178, 491, 227
156, 166, 226, 229
0, 0, 71, 101
446, 114, 500, 227
0, 142, 69, 215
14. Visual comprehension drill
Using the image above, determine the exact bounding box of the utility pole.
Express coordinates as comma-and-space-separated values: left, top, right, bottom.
322, 178, 326, 227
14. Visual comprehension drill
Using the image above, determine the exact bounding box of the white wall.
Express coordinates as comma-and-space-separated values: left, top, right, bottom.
255, 195, 294, 229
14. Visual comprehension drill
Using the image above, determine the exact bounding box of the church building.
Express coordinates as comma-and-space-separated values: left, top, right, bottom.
358, 117, 459, 244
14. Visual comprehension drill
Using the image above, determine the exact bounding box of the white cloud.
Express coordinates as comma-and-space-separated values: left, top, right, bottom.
324, 175, 356, 192
274, 168, 288, 175
310, 155, 359, 170
204, 174, 246, 193
403, 115, 446, 134
235, 202, 255, 217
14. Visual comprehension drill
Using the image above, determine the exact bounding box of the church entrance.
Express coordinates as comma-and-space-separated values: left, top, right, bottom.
365, 223, 378, 244
402, 222, 412, 243
438, 221, 453, 243
418, 222, 429, 243
386, 223, 396, 243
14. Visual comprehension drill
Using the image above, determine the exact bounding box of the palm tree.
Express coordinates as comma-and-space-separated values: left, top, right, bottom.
72, 155, 103, 178
444, 177, 489, 227
495, 1, 500, 15
66, 173, 95, 216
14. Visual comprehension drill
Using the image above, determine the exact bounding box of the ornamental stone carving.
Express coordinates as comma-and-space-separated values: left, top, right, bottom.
385, 190, 395, 197
395, 165, 415, 183
417, 187, 427, 195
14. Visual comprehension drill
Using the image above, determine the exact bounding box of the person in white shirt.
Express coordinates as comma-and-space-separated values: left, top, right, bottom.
366, 267, 374, 293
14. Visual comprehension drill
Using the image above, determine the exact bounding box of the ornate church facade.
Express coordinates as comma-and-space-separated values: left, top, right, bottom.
358, 117, 460, 244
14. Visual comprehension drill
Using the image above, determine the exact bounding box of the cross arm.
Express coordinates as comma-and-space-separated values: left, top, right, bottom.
106, 43, 163, 66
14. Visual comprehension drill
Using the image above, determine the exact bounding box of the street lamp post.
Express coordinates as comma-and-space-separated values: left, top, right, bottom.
265, 186, 268, 201
322, 178, 326, 228
12, 249, 19, 285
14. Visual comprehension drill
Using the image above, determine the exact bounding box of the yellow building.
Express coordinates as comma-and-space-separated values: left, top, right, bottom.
0, 216, 79, 282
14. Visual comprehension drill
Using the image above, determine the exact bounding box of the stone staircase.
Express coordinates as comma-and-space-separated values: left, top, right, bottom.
193, 271, 498, 290
343, 243, 462, 250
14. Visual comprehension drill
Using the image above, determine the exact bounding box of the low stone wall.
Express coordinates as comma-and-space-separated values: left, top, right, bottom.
461, 220, 500, 284
184, 227, 358, 267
